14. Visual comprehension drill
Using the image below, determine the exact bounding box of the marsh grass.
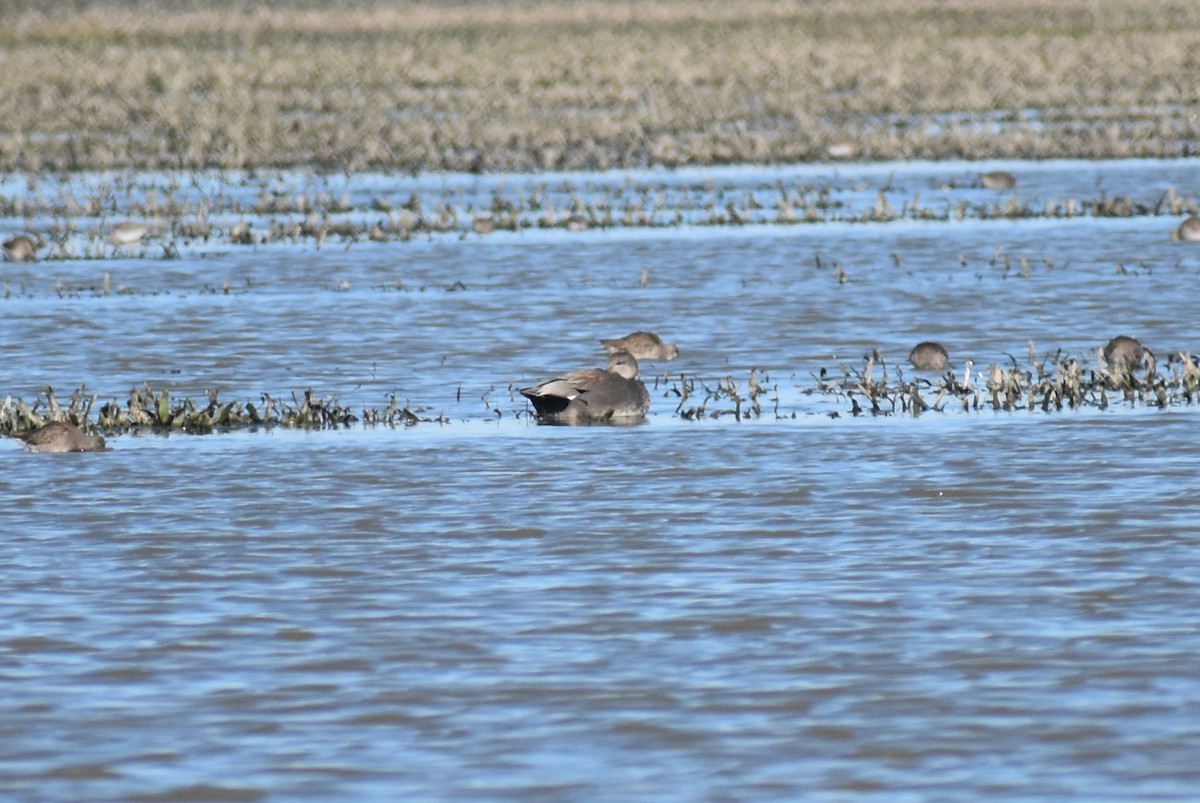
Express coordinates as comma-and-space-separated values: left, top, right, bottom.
2, 0, 1198, 173
0, 384, 437, 437
815, 347, 1200, 417
3, 169, 1197, 261
4, 348, 1196, 443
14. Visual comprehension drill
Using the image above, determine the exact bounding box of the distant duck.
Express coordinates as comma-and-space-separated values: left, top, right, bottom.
600, 331, 679, 361
980, 170, 1017, 190
521, 350, 650, 424
3, 234, 39, 262
1103, 335, 1151, 373
1171, 216, 1200, 242
909, 341, 949, 372
16, 421, 107, 453
107, 221, 150, 247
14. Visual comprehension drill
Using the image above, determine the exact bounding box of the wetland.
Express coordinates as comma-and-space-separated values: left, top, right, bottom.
3, 2, 1200, 800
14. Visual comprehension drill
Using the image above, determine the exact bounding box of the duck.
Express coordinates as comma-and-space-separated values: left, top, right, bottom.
521, 350, 650, 424
16, 421, 107, 453
909, 341, 949, 372
3, 234, 40, 262
1170, 216, 1200, 242
980, 170, 1017, 190
107, 221, 150, 247
600, 331, 679, 361
1103, 335, 1150, 373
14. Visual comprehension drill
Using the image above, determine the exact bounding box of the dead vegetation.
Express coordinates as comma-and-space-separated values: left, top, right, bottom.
2, 169, 1197, 263
0, 384, 439, 438
6, 344, 1195, 444
1, 0, 1198, 173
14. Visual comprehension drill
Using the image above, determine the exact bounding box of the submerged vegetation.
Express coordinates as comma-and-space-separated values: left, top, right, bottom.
0, 385, 437, 439
663, 343, 1200, 422
4, 341, 1198, 445
1, 0, 1198, 173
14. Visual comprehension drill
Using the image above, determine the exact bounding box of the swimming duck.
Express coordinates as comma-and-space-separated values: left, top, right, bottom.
909, 341, 949, 372
600, 331, 679, 361
16, 421, 107, 453
521, 350, 650, 424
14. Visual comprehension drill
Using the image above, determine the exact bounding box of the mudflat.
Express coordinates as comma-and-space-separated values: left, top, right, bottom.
2, 0, 1196, 173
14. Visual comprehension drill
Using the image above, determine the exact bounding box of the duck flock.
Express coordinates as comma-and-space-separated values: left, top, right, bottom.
4, 198, 1200, 453
5, 325, 1196, 454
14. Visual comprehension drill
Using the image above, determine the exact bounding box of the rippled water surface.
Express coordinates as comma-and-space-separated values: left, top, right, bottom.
3, 160, 1200, 801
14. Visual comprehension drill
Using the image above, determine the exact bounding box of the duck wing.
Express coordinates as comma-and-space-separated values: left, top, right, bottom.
521, 369, 609, 401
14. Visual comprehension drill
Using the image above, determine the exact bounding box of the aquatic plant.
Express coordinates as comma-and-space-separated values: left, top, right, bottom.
806, 342, 1196, 419
0, 385, 437, 439
667, 368, 774, 421
2, 168, 1197, 263
3, 345, 1198, 447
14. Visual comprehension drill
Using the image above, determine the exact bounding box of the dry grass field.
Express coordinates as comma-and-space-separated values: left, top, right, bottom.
1, 0, 1198, 172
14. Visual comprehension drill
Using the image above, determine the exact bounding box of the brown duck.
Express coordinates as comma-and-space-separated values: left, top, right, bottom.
17, 421, 107, 453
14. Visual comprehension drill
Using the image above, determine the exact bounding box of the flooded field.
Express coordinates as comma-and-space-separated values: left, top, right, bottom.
3, 158, 1200, 800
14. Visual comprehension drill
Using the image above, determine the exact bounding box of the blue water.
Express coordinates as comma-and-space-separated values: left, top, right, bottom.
3, 160, 1200, 801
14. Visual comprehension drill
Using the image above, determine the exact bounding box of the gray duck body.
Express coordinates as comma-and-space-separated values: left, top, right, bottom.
108, 221, 150, 246
980, 170, 1017, 190
521, 350, 650, 424
909, 341, 949, 372
3, 234, 38, 262
17, 421, 107, 453
1103, 335, 1148, 372
1171, 216, 1200, 242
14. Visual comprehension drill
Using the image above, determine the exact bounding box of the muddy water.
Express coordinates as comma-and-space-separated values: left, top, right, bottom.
3, 160, 1200, 801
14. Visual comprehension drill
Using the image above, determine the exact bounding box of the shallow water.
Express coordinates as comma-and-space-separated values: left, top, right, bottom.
3, 160, 1200, 801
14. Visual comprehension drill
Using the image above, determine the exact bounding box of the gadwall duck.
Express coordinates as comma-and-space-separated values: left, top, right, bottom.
1171, 216, 1200, 242
1103, 335, 1152, 373
3, 234, 39, 262
16, 421, 107, 453
980, 170, 1017, 190
521, 350, 650, 424
600, 331, 679, 361
909, 341, 949, 372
